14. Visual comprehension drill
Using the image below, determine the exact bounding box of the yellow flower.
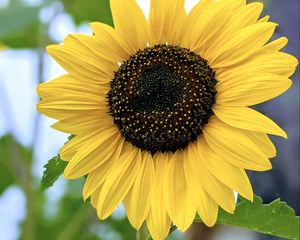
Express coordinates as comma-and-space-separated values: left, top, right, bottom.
37, 0, 298, 239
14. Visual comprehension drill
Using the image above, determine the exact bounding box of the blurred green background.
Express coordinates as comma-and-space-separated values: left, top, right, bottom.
0, 0, 299, 239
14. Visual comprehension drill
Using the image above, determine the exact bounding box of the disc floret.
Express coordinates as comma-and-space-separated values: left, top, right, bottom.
108, 45, 217, 154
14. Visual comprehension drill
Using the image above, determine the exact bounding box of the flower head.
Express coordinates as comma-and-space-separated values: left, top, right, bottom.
37, 0, 298, 239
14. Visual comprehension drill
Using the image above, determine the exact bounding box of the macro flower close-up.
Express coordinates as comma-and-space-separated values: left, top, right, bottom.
2, 0, 299, 239
35, 0, 299, 239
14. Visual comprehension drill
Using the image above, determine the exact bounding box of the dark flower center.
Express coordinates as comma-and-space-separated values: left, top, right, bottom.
108, 45, 217, 154
132, 64, 185, 113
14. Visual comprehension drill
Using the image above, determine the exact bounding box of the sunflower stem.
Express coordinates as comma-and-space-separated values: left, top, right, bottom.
137, 223, 151, 240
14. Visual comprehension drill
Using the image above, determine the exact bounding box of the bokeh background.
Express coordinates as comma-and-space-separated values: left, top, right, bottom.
0, 0, 299, 239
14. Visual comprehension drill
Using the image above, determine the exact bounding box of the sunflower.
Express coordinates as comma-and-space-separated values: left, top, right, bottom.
37, 0, 298, 239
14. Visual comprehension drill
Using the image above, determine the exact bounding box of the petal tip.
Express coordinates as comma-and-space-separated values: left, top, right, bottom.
204, 220, 217, 228
282, 131, 288, 139
281, 36, 289, 45
46, 45, 58, 55
199, 211, 218, 228
96, 207, 110, 220
265, 161, 273, 170
82, 183, 91, 201
36, 83, 45, 97
82, 194, 89, 202
252, 2, 264, 10
129, 220, 144, 231
63, 165, 78, 180
36, 102, 44, 112
244, 192, 254, 202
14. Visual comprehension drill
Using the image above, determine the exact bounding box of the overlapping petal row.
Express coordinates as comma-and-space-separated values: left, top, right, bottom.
37, 0, 298, 239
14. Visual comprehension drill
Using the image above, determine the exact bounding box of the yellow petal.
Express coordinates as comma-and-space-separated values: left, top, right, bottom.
97, 146, 141, 219
37, 95, 108, 120
203, 116, 272, 171
198, 137, 253, 201
216, 73, 292, 106
90, 22, 131, 61
83, 160, 112, 200
60, 138, 82, 162
184, 142, 219, 226
247, 132, 276, 158
183, 0, 213, 34
196, 190, 218, 227
64, 127, 120, 179
148, 0, 186, 45
63, 34, 120, 63
233, 0, 247, 8
186, 142, 236, 213
82, 138, 124, 200
38, 95, 106, 109
37, 75, 109, 100
204, 2, 264, 59
123, 152, 155, 230
60, 131, 102, 161
257, 15, 270, 22
210, 22, 277, 68
52, 114, 113, 135
264, 37, 288, 51
217, 50, 298, 78
182, 0, 235, 52
91, 187, 102, 208
110, 0, 147, 54
227, 2, 263, 29
184, 157, 219, 227
146, 153, 172, 240
164, 150, 196, 232
237, 0, 247, 6
47, 45, 117, 84
213, 105, 287, 138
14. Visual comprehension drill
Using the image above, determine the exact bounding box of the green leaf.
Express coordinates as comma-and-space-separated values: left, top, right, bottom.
41, 135, 76, 189
0, 3, 41, 48
41, 155, 68, 190
62, 0, 113, 26
195, 195, 300, 239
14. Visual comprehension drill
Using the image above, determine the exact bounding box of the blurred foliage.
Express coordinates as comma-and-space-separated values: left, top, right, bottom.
21, 177, 137, 240
62, 0, 113, 26
0, 1, 41, 48
1, 21, 41, 48
0, 43, 5, 49
0, 2, 39, 36
0, 136, 16, 194
0, 135, 32, 194
0, 0, 113, 49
